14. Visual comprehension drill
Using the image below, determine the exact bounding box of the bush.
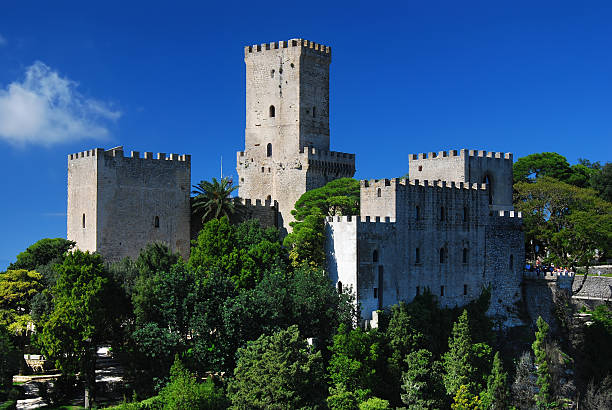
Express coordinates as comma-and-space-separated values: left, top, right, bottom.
159, 355, 227, 410
358, 397, 391, 410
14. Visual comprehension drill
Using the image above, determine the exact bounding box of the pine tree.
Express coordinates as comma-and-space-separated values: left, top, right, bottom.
532, 316, 552, 408
443, 310, 475, 396
481, 351, 509, 409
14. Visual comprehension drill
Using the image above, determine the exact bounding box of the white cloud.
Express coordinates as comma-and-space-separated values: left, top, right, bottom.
0, 61, 121, 145
0, 34, 6, 46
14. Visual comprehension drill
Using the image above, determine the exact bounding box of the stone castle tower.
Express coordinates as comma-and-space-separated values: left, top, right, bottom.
67, 147, 191, 262
237, 39, 355, 233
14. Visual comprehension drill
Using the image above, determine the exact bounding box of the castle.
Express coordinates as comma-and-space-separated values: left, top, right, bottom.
67, 38, 524, 325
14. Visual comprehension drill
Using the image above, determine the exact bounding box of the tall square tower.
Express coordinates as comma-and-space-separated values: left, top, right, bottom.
67, 147, 191, 262
237, 39, 355, 232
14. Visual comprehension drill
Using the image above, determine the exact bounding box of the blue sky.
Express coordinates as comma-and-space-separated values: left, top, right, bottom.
0, 1, 610, 269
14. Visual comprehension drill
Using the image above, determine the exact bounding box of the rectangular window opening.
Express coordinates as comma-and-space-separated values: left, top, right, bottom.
464, 284, 468, 295
373, 288, 378, 299
440, 286, 444, 297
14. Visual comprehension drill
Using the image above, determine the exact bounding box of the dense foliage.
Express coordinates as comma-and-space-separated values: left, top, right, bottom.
284, 178, 360, 267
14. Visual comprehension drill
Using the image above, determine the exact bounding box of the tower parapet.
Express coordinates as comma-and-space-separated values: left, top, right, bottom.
408, 148, 514, 211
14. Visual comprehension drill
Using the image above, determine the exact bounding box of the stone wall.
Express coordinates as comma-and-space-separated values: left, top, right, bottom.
408, 149, 514, 211
573, 275, 612, 300
325, 179, 524, 326
67, 147, 191, 262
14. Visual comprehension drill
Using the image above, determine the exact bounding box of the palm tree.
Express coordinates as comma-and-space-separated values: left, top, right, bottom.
191, 177, 244, 223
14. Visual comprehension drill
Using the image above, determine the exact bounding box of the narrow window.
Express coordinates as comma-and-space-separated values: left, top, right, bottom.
261, 167, 265, 173
312, 106, 316, 118
337, 281, 343, 293
418, 165, 423, 171
484, 175, 493, 205
440, 248, 446, 263
463, 206, 468, 222
374, 288, 378, 299
82, 213, 86, 229
373, 250, 379, 262
378, 266, 384, 309
510, 254, 514, 270
154, 216, 160, 228
270, 69, 275, 78
266, 195, 271, 201
240, 178, 244, 183
462, 248, 468, 264
377, 188, 381, 197
464, 284, 468, 295
416, 206, 421, 220
269, 105, 275, 117
440, 286, 445, 296
416, 286, 420, 296
440, 206, 445, 221
267, 143, 272, 157
415, 248, 420, 264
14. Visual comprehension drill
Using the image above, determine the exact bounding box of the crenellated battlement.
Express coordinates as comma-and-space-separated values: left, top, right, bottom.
360, 178, 488, 191
326, 215, 397, 224
495, 210, 522, 219
300, 147, 355, 160
244, 38, 331, 57
238, 197, 278, 208
68, 147, 191, 162
408, 148, 512, 161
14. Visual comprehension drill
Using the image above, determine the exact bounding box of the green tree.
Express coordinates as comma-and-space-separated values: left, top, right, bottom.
8, 238, 75, 271
590, 162, 612, 202
359, 397, 391, 410
284, 178, 360, 268
157, 355, 227, 409
443, 310, 492, 397
513, 152, 572, 184
514, 176, 612, 270
451, 384, 482, 410
291, 178, 360, 222
400, 349, 446, 410
480, 352, 509, 410
38, 251, 123, 405
192, 177, 244, 224
0, 269, 44, 311
189, 217, 286, 289
532, 316, 552, 408
0, 325, 19, 392
227, 325, 326, 409
327, 324, 387, 403
223, 266, 356, 373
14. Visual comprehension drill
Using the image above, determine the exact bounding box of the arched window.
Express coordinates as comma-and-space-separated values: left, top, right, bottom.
267, 143, 272, 157
510, 254, 514, 270
312, 106, 316, 118
266, 195, 271, 202
337, 281, 343, 293
377, 188, 381, 197
269, 105, 275, 118
82, 213, 86, 229
463, 248, 468, 264
440, 248, 446, 263
483, 174, 493, 205
373, 250, 379, 262
154, 216, 160, 228
440, 206, 445, 221
270, 69, 275, 78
